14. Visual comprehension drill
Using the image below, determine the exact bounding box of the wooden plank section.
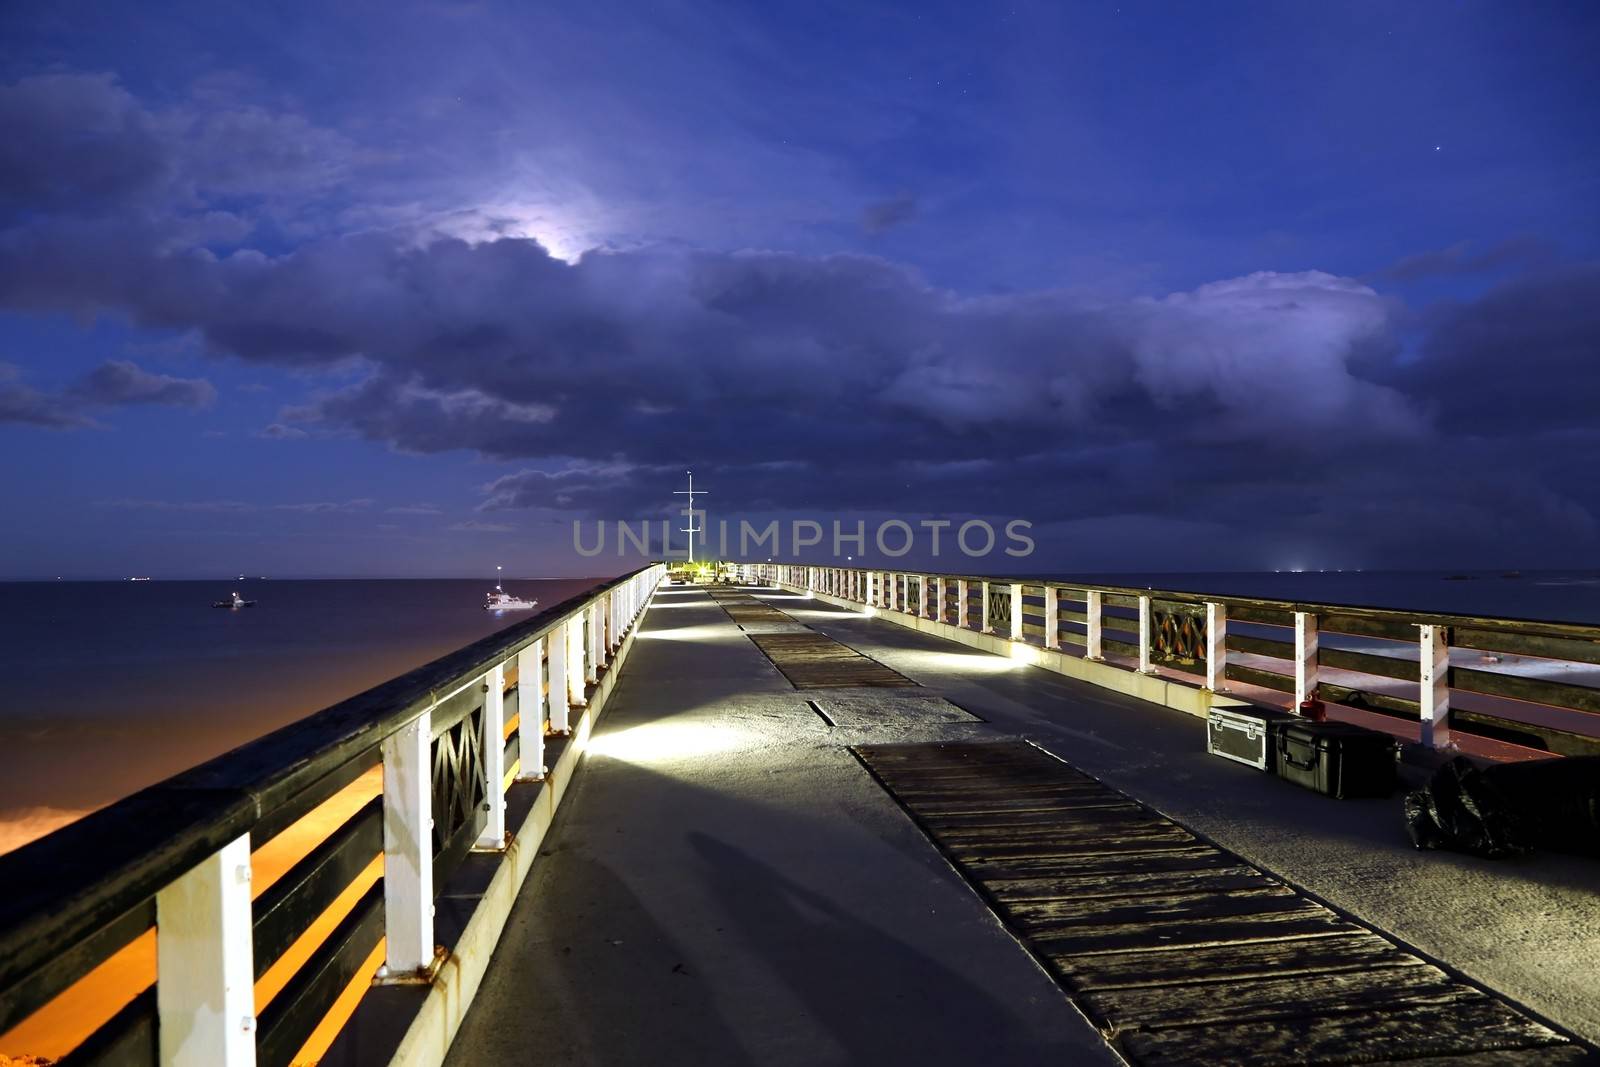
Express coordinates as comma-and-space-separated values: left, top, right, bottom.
1120, 998, 1572, 1066
747, 631, 920, 689
1084, 962, 1474, 1029
1051, 931, 1421, 990
853, 740, 1593, 1066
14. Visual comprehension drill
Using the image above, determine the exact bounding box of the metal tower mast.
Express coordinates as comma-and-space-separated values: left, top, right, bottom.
674, 470, 707, 564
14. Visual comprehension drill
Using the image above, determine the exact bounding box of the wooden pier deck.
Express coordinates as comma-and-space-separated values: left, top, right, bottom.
444, 584, 1600, 1066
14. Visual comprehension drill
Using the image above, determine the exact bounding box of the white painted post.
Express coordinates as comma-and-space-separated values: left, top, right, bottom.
568, 615, 588, 705
1011, 583, 1024, 642
547, 621, 570, 732
381, 714, 433, 975
1294, 611, 1320, 708
930, 576, 942, 622
1137, 595, 1154, 672
919, 575, 929, 618
957, 579, 969, 628
477, 663, 506, 848
1086, 590, 1104, 660
1420, 624, 1451, 747
980, 581, 992, 633
1044, 586, 1060, 649
587, 604, 602, 681
1206, 602, 1228, 691
156, 833, 255, 1067
515, 639, 546, 780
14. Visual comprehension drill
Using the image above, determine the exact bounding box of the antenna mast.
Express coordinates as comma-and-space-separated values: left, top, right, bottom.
673, 470, 707, 564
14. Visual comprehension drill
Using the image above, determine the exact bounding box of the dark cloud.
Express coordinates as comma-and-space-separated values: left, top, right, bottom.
862, 193, 919, 235
1394, 264, 1600, 433
0, 364, 91, 428
257, 423, 309, 439
2, 71, 1596, 566
448, 520, 515, 533
0, 360, 213, 427
0, 73, 357, 228
0, 74, 170, 219
1379, 235, 1559, 282
68, 359, 215, 408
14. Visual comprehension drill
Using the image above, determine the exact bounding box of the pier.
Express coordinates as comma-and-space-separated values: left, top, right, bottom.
3, 564, 1598, 1066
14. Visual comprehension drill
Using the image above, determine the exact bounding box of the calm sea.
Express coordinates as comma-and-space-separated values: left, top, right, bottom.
0, 577, 606, 854
1037, 569, 1600, 625
3, 569, 1599, 854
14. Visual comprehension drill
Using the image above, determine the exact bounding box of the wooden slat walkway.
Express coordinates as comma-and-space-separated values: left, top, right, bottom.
711, 589, 921, 688
854, 740, 1596, 1067
748, 631, 921, 689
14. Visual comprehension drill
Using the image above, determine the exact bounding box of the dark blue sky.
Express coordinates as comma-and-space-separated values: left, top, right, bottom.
1, 0, 1597, 577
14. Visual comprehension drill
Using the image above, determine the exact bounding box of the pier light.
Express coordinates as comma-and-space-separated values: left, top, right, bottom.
587, 720, 753, 765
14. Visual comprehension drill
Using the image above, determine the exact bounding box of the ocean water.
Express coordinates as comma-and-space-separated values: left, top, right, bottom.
0, 577, 607, 854
1039, 570, 1600, 626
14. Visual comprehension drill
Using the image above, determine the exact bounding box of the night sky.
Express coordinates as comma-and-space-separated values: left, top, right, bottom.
2, 1, 1597, 578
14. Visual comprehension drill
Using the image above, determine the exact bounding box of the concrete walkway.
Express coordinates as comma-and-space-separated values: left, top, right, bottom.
449, 585, 1600, 1064
446, 586, 1118, 1066
788, 589, 1600, 1047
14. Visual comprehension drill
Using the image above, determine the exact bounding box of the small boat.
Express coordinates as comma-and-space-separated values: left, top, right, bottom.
485, 566, 537, 611
212, 592, 257, 609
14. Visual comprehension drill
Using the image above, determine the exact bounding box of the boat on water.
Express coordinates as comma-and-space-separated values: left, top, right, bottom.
212, 591, 257, 609
485, 565, 537, 611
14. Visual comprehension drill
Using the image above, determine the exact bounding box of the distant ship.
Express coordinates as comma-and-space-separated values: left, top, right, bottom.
212, 591, 257, 609
485, 565, 537, 611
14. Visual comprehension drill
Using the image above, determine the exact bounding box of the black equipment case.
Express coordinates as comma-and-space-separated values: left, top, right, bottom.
1276, 720, 1397, 798
1207, 706, 1297, 771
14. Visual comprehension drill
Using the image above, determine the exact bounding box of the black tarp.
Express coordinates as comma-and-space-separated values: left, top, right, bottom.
1405, 755, 1600, 859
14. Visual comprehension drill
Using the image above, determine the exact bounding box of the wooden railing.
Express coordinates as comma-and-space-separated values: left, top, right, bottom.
747, 563, 1600, 758
0, 564, 663, 1067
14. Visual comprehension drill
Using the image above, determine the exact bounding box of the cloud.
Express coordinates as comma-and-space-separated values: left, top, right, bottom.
0, 363, 92, 428
479, 463, 638, 511
68, 359, 215, 408
2, 70, 1596, 565
103, 497, 374, 513
386, 503, 443, 515
862, 193, 919, 234
0, 359, 213, 427
1379, 235, 1558, 282
1395, 263, 1600, 433
448, 520, 515, 533
257, 423, 308, 439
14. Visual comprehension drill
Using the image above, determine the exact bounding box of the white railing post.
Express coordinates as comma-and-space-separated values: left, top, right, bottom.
1137, 595, 1155, 672
980, 581, 992, 633
476, 663, 507, 848
381, 714, 433, 976
156, 833, 255, 1067
1206, 602, 1228, 691
586, 604, 602, 682
1420, 624, 1451, 747
1294, 611, 1320, 707
1086, 590, 1104, 660
1043, 586, 1060, 649
547, 618, 571, 732
568, 614, 588, 706
1011, 584, 1024, 642
930, 576, 942, 621
515, 639, 546, 780
919, 575, 929, 618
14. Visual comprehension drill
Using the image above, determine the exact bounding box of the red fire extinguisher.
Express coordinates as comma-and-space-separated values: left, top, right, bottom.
1299, 698, 1326, 722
